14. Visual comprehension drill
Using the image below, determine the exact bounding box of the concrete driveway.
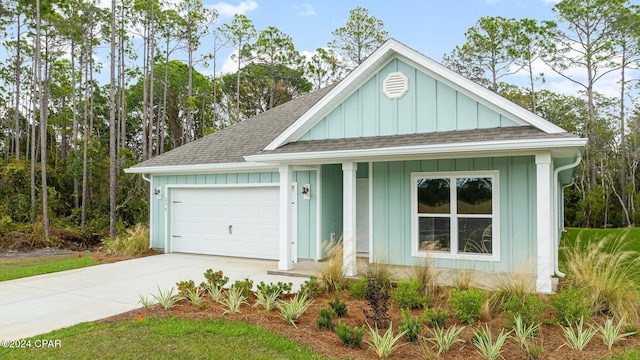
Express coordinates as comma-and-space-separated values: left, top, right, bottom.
0, 253, 310, 340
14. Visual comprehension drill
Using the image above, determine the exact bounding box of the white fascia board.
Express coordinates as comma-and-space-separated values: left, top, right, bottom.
246, 138, 587, 163
123, 162, 278, 175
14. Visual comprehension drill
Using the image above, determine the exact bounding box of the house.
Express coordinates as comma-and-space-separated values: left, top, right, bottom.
125, 39, 586, 293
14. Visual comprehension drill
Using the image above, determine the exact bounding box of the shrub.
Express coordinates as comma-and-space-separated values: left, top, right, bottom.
425, 324, 465, 355
399, 308, 424, 342
201, 269, 229, 289
184, 286, 206, 309
392, 276, 429, 309
365, 322, 407, 358
409, 256, 437, 296
299, 276, 322, 298
359, 261, 394, 290
175, 280, 197, 298
488, 271, 533, 313
150, 286, 181, 310
328, 291, 348, 317
449, 288, 487, 325
101, 223, 150, 257
561, 231, 640, 322
552, 285, 591, 325
256, 281, 292, 299
232, 278, 254, 299
363, 270, 391, 328
253, 289, 280, 312
221, 286, 248, 315
425, 307, 449, 328
316, 307, 336, 330
276, 291, 312, 327
504, 294, 546, 327
317, 241, 345, 293
348, 277, 368, 299
335, 320, 365, 348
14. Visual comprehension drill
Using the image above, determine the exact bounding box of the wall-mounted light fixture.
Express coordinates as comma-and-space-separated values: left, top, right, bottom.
301, 184, 311, 200
154, 186, 162, 199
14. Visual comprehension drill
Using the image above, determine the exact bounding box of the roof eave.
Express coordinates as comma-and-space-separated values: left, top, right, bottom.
124, 162, 278, 175
247, 138, 587, 164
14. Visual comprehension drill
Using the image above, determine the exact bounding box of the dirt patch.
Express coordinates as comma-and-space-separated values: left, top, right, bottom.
0, 248, 76, 258
102, 290, 640, 360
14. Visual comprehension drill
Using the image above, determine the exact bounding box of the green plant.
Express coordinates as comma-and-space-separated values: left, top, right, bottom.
276, 291, 312, 327
598, 317, 637, 350
450, 269, 476, 290
299, 276, 322, 298
449, 288, 487, 324
201, 269, 229, 289
623, 325, 638, 337
409, 256, 437, 296
363, 270, 391, 328
392, 276, 429, 309
512, 315, 540, 352
503, 294, 546, 327
399, 308, 424, 342
552, 285, 591, 325
317, 241, 345, 292
316, 307, 336, 330
335, 320, 365, 348
425, 307, 449, 328
176, 280, 197, 298
221, 286, 248, 315
359, 260, 395, 290
101, 224, 149, 257
150, 286, 182, 310
562, 316, 597, 351
561, 232, 640, 322
425, 324, 465, 355
365, 322, 407, 358
472, 324, 511, 360
184, 286, 206, 309
256, 281, 293, 299
487, 271, 533, 314
348, 277, 368, 299
232, 278, 254, 299
254, 288, 281, 312
328, 291, 348, 317
207, 283, 224, 302
138, 294, 156, 309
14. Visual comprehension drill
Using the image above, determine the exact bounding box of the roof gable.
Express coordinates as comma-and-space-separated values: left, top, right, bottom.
264, 39, 566, 151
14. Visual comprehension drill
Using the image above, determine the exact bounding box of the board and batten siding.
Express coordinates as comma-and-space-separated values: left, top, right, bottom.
300, 59, 520, 141
320, 164, 343, 257
371, 156, 537, 274
292, 170, 318, 260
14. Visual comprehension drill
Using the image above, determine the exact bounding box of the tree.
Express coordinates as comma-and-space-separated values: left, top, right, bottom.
109, 0, 117, 238
443, 16, 522, 92
328, 6, 388, 68
304, 47, 345, 90
219, 14, 256, 122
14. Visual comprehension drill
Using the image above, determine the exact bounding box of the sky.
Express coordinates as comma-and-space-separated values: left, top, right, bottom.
193, 0, 626, 98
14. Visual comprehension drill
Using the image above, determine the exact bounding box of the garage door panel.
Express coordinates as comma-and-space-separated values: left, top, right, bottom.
171, 187, 279, 260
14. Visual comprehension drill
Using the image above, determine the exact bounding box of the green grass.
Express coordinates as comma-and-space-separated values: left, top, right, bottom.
560, 228, 640, 259
600, 349, 640, 360
0, 255, 99, 282
0, 317, 333, 360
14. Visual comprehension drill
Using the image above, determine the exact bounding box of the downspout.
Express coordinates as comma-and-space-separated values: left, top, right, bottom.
552, 153, 582, 278
141, 174, 151, 183
141, 174, 152, 249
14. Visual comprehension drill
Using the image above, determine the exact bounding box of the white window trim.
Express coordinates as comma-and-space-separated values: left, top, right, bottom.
411, 171, 500, 262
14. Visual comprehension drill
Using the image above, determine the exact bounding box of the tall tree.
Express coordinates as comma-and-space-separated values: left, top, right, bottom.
109, 0, 117, 238
328, 6, 388, 68
304, 48, 345, 90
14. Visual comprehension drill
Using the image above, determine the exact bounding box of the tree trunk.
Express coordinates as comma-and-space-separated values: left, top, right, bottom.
40, 26, 50, 240
109, 0, 117, 239
14, 13, 21, 160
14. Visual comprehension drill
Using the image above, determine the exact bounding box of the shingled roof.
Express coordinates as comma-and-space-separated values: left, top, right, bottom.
130, 85, 335, 169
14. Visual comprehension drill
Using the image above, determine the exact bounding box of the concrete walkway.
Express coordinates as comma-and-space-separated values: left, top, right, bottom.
0, 254, 310, 340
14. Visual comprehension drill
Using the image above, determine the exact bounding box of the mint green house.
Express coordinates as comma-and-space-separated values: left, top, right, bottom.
126, 39, 586, 293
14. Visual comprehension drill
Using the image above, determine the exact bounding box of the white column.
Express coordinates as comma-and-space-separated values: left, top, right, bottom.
342, 162, 357, 276
278, 165, 293, 270
535, 152, 553, 293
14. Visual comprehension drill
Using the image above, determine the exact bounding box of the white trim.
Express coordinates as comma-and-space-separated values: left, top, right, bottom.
279, 165, 293, 270
265, 39, 567, 151
165, 183, 278, 189
342, 162, 358, 276
368, 161, 374, 263
291, 182, 298, 264
248, 138, 587, 164
316, 166, 322, 261
124, 162, 277, 175
410, 170, 500, 262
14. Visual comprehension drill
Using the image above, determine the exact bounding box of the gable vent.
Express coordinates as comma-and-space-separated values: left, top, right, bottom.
383, 72, 409, 99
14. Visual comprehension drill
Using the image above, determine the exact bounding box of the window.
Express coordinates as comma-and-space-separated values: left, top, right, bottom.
411, 171, 499, 261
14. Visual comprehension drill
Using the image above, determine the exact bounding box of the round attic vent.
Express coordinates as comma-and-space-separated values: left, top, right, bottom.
383, 72, 408, 99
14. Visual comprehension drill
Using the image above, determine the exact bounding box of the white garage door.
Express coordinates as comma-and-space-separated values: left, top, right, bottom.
170, 186, 280, 260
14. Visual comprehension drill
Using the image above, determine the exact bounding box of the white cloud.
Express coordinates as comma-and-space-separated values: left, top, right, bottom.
220, 49, 239, 74
211, 1, 258, 18
541, 0, 560, 4
294, 4, 316, 16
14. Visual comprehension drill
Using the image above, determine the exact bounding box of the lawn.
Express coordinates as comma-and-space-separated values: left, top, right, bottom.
0, 254, 99, 282
0, 317, 332, 360
559, 227, 640, 263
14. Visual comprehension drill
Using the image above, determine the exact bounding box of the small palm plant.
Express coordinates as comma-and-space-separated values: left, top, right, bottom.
473, 324, 511, 360
150, 286, 182, 310
365, 322, 407, 358
254, 289, 280, 312
277, 291, 312, 327
562, 316, 597, 351
221, 286, 248, 315
206, 283, 224, 302
512, 315, 540, 351
138, 293, 156, 309
425, 324, 465, 355
598, 317, 637, 350
184, 286, 206, 309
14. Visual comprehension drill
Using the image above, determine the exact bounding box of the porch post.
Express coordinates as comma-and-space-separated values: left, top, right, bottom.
278, 165, 293, 270
342, 162, 357, 276
535, 152, 553, 293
